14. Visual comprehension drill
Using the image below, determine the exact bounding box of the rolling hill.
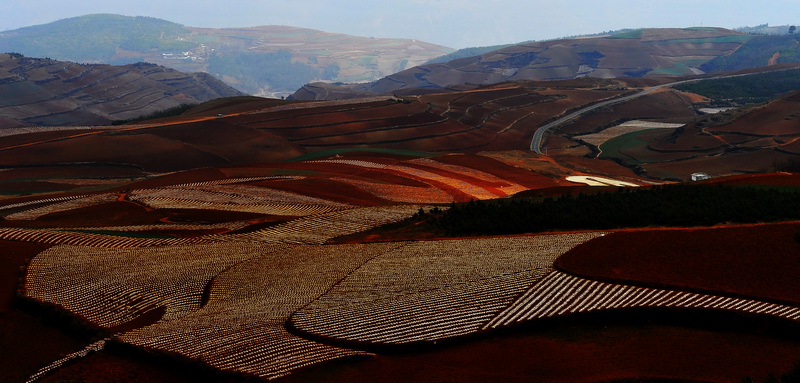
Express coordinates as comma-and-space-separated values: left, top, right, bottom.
293, 27, 800, 100
0, 14, 454, 97
0, 53, 244, 127
2, 31, 800, 382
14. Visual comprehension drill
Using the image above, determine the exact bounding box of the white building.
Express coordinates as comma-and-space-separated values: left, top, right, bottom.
691, 172, 710, 181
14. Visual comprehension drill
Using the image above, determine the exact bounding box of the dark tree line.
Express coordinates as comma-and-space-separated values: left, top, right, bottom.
701, 34, 800, 74
111, 103, 195, 125
417, 184, 800, 236
675, 68, 800, 105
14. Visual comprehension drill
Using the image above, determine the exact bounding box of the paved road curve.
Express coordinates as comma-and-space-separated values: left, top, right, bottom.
529, 68, 799, 154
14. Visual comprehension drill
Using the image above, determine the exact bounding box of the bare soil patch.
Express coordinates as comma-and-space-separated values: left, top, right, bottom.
556, 222, 800, 305
278, 313, 800, 383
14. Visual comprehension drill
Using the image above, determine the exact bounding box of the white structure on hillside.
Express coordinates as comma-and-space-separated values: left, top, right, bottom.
691, 172, 710, 181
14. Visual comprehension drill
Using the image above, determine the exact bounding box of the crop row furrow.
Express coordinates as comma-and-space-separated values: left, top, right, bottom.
115, 243, 392, 379
24, 241, 288, 329
292, 270, 544, 345
289, 233, 602, 346
6, 193, 117, 220
236, 205, 423, 244
172, 175, 304, 188
0, 227, 221, 247
0, 194, 89, 213
485, 271, 800, 330
134, 197, 345, 216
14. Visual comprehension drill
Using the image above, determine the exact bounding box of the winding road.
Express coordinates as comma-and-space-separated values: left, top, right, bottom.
529, 67, 800, 154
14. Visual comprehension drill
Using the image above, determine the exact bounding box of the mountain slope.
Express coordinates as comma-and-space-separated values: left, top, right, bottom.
0, 14, 454, 97
0, 53, 244, 127
293, 27, 767, 100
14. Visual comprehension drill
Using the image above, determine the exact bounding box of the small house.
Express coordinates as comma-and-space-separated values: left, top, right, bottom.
691, 172, 710, 181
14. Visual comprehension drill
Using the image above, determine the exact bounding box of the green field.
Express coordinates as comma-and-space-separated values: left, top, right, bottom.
649, 35, 753, 45
599, 129, 655, 165
608, 30, 644, 39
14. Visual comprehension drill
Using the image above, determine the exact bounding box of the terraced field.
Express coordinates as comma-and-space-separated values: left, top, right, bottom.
290, 233, 603, 346
4, 63, 800, 383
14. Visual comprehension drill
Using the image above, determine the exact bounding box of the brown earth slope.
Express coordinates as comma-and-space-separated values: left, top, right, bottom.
0, 54, 244, 127
293, 27, 751, 100
0, 15, 454, 97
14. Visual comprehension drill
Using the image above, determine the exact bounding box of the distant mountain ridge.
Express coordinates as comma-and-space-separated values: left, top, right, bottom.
293, 27, 800, 100
0, 14, 454, 97
0, 53, 244, 127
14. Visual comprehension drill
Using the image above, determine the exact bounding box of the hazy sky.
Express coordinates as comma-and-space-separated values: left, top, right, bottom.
2, 0, 799, 48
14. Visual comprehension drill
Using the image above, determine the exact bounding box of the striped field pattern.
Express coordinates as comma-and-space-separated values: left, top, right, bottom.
484, 270, 800, 330
24, 242, 291, 328
0, 195, 90, 215
290, 233, 603, 345
234, 205, 425, 244
5, 193, 118, 220
311, 159, 526, 200
135, 197, 347, 216
116, 243, 401, 379
0, 227, 222, 248
329, 177, 454, 204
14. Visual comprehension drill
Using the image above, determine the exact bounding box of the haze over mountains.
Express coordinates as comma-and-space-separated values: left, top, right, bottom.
4, 9, 800, 383
4, 17, 800, 127
294, 27, 800, 99
0, 14, 453, 98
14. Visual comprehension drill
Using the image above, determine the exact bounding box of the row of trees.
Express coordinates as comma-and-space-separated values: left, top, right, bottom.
701, 34, 800, 73
415, 183, 800, 236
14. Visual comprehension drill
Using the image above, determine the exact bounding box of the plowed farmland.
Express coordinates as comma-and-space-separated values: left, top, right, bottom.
4, 72, 800, 383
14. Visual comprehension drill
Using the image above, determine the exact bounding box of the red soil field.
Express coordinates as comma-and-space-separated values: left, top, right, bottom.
431, 154, 563, 188
0, 133, 230, 173
140, 122, 305, 163
247, 101, 427, 129
705, 98, 800, 136
37, 350, 247, 383
398, 163, 511, 195
234, 101, 396, 124
181, 96, 288, 117
557, 89, 696, 137
262, 112, 446, 142
0, 180, 78, 193
643, 149, 800, 179
277, 160, 434, 188
122, 168, 229, 189
141, 121, 267, 146
705, 172, 800, 187
0, 129, 109, 150
555, 222, 800, 305
375, 125, 501, 153
0, 166, 147, 183
550, 155, 644, 180
646, 124, 726, 153
294, 120, 473, 148
254, 178, 388, 206
776, 138, 800, 154
0, 239, 94, 383
278, 319, 800, 383
346, 169, 433, 187
0, 201, 265, 229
